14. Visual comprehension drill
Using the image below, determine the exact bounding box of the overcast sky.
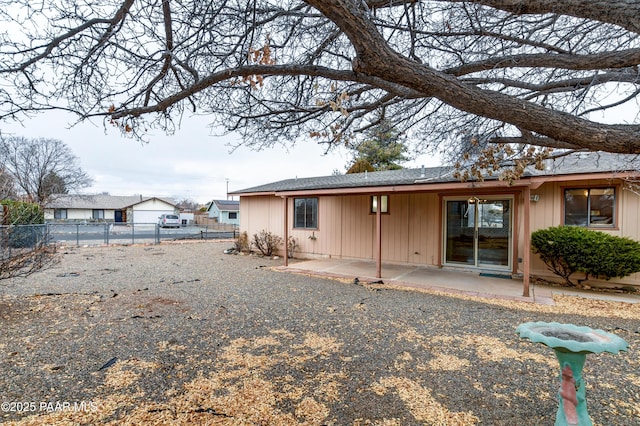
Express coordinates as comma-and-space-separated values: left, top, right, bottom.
1, 111, 439, 205
3, 96, 631, 206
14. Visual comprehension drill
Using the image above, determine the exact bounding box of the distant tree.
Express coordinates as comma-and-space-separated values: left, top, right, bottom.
346, 120, 409, 174
176, 198, 199, 211
0, 136, 92, 204
0, 166, 17, 199
346, 159, 375, 174
41, 172, 68, 196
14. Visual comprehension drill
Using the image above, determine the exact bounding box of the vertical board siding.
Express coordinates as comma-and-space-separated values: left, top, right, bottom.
318, 196, 343, 257
239, 179, 640, 285
527, 179, 640, 284
406, 193, 440, 266
340, 195, 374, 259
240, 196, 284, 238
290, 196, 344, 257
381, 194, 409, 262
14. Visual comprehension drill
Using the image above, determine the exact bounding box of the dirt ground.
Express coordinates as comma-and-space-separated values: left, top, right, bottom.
0, 242, 638, 425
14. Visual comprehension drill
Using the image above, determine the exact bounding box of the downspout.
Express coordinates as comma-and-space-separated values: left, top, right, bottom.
523, 186, 531, 297
376, 194, 382, 279
283, 196, 289, 267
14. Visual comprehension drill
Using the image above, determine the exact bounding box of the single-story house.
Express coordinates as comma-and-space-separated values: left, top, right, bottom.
206, 199, 240, 225
230, 152, 640, 296
44, 194, 178, 224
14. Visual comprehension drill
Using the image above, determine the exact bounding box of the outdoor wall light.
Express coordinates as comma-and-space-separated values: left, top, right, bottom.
371, 195, 388, 213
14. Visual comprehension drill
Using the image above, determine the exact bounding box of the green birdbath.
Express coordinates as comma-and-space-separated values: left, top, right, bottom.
516, 322, 628, 426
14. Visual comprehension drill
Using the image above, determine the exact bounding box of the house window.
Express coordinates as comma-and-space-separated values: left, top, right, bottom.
54, 209, 67, 219
228, 212, 238, 220
564, 187, 615, 227
294, 198, 318, 229
92, 209, 105, 220
370, 195, 389, 214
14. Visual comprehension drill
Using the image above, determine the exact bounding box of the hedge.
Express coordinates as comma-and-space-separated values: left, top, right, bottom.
531, 226, 640, 286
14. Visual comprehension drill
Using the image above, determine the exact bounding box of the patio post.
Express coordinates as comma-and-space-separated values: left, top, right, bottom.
523, 186, 531, 297
283, 196, 288, 267
376, 194, 382, 279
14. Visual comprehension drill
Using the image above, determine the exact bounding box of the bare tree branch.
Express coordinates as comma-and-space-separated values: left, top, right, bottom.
0, 136, 92, 204
447, 49, 640, 76
0, 0, 638, 168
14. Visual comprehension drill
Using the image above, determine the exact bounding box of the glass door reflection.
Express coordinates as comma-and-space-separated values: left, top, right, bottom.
445, 198, 511, 268
476, 199, 510, 267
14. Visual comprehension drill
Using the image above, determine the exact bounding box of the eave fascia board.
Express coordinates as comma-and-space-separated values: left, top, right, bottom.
529, 171, 638, 189
273, 179, 532, 197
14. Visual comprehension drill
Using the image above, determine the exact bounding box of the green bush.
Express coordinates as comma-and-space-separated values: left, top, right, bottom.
1, 200, 46, 248
1, 200, 44, 225
531, 226, 640, 286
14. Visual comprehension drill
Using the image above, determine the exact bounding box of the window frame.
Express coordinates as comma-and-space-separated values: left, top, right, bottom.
228, 212, 238, 220
563, 186, 617, 228
293, 197, 319, 229
92, 209, 105, 220
54, 208, 67, 220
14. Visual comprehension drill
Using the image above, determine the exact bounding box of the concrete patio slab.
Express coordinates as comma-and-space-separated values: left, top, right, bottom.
282, 259, 640, 305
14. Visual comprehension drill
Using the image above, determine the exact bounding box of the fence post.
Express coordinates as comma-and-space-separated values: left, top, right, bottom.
76, 224, 80, 247
105, 223, 109, 245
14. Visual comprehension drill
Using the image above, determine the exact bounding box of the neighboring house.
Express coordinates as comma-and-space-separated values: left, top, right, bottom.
206, 199, 240, 225
179, 212, 195, 226
231, 152, 640, 295
44, 194, 178, 224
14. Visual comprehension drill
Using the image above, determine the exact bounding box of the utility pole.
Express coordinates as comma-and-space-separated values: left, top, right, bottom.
226, 178, 230, 200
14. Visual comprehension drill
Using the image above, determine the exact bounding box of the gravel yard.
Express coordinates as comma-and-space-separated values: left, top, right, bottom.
1, 241, 638, 425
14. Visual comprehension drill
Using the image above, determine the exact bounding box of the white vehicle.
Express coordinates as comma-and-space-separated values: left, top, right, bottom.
158, 214, 180, 228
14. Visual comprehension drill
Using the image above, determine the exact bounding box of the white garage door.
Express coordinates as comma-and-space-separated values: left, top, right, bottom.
133, 210, 174, 224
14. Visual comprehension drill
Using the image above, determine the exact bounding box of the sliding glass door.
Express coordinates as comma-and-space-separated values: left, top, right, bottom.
444, 197, 512, 269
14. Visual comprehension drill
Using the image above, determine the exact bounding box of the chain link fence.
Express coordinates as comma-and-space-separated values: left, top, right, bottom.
1, 223, 238, 248
0, 224, 50, 249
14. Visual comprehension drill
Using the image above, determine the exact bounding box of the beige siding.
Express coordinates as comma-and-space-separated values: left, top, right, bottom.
239, 195, 284, 237
241, 192, 442, 266
288, 196, 343, 257
406, 193, 441, 265
44, 208, 116, 221
134, 198, 175, 211
338, 195, 374, 259
317, 195, 343, 257
381, 194, 409, 262
527, 179, 640, 285
240, 178, 640, 286
66, 209, 93, 220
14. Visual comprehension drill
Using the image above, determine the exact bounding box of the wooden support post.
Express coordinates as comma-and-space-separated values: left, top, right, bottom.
376, 194, 382, 279
283, 196, 289, 267
523, 187, 531, 297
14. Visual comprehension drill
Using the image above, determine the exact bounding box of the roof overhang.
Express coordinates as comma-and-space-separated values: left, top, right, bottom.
234, 170, 638, 198
273, 179, 531, 197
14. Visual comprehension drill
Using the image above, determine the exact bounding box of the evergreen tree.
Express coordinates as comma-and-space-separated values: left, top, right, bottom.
346, 121, 408, 174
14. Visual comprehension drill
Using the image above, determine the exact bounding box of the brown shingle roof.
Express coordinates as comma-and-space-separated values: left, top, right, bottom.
231, 152, 639, 195
45, 194, 177, 209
